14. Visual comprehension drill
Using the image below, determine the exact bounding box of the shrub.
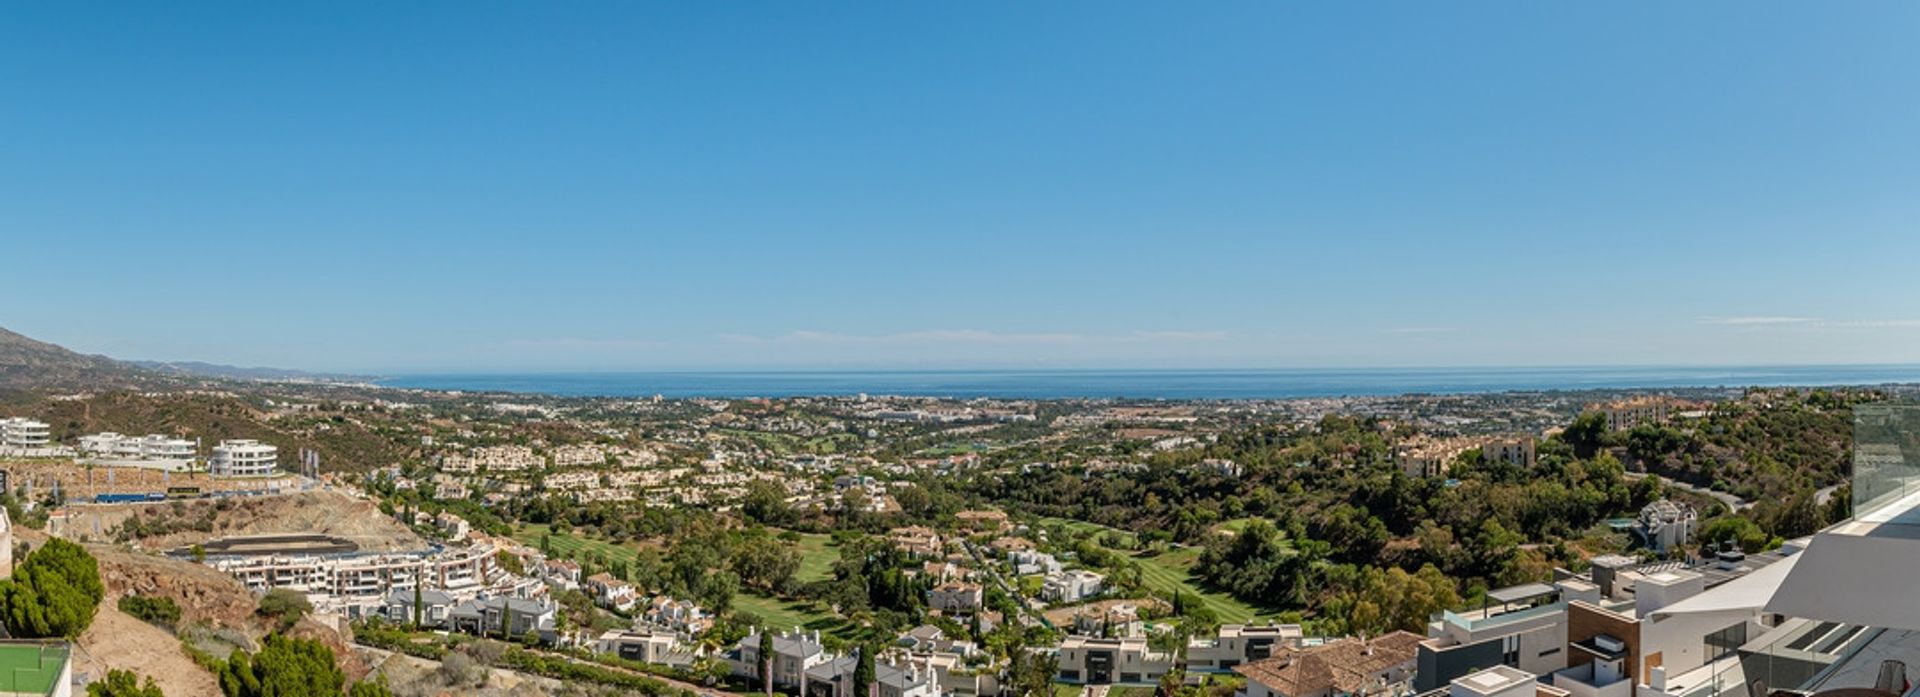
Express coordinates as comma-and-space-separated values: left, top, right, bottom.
256, 589, 310, 631
119, 595, 182, 630
87, 669, 165, 697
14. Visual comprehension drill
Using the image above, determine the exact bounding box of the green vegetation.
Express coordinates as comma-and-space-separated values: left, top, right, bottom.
213, 633, 397, 697
1135, 546, 1266, 623
790, 531, 838, 583
215, 634, 344, 697
118, 594, 182, 630
0, 538, 104, 638
88, 669, 165, 697
256, 588, 311, 631
730, 592, 847, 636
515, 523, 644, 571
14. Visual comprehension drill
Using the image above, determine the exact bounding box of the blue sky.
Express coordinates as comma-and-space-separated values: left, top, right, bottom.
5, 2, 1920, 372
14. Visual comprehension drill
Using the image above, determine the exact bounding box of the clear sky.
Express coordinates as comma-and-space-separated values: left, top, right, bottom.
5, 3, 1920, 372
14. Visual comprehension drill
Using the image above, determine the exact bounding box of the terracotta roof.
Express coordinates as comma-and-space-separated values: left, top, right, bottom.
1233, 632, 1421, 697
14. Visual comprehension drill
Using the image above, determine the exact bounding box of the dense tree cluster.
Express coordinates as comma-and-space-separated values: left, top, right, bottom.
0, 538, 104, 638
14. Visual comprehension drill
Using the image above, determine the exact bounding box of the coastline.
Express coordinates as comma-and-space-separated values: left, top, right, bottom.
374, 364, 1920, 400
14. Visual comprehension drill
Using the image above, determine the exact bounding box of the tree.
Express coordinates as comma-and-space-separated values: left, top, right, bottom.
412, 582, 424, 629
743, 480, 794, 526
347, 681, 394, 697
217, 634, 345, 697
257, 589, 311, 631
87, 669, 164, 697
1008, 644, 1058, 697
759, 629, 775, 695
0, 537, 104, 638
852, 643, 876, 697
1561, 412, 1610, 460
1343, 564, 1461, 635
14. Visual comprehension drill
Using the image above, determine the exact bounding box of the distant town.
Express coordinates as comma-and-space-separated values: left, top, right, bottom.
0, 335, 1913, 697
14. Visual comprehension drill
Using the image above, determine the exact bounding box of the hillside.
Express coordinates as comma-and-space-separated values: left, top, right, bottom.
0, 326, 162, 392
16, 390, 417, 472
129, 359, 377, 384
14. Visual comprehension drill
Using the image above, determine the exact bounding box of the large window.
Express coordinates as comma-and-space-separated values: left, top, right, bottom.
1704, 621, 1748, 660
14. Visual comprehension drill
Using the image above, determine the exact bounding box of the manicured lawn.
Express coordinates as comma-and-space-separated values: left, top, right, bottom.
731, 592, 851, 637
515, 523, 646, 569
1051, 684, 1084, 697
790, 531, 838, 583
1212, 517, 1268, 535
1040, 517, 1139, 548
1131, 546, 1270, 624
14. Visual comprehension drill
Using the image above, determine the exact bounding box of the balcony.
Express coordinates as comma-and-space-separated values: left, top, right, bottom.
1767, 406, 1920, 631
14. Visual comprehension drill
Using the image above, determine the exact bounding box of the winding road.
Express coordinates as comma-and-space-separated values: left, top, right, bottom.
1623, 471, 1750, 511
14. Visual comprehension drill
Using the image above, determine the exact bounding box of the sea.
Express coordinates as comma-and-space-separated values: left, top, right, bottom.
375, 365, 1920, 400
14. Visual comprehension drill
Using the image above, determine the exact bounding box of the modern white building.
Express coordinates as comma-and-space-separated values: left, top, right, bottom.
1042, 569, 1106, 604
0, 418, 51, 448
1634, 499, 1696, 553
1056, 635, 1177, 685
210, 439, 278, 476
1187, 623, 1305, 672
76, 432, 197, 470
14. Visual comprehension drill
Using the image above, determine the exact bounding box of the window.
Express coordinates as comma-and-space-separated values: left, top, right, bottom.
1060, 670, 1081, 681
1502, 635, 1521, 666
1705, 622, 1748, 659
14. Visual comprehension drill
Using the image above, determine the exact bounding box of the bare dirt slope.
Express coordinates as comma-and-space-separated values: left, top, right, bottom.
93, 543, 262, 629
361, 649, 563, 697
72, 489, 425, 553
76, 605, 221, 697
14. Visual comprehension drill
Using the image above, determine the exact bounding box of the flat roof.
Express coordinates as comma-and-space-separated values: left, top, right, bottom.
1457, 665, 1536, 695
1489, 583, 1557, 604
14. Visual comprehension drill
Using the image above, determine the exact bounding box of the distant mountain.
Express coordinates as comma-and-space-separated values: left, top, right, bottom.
129, 360, 377, 384
0, 326, 159, 391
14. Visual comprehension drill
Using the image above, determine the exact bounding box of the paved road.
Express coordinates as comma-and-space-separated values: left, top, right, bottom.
1816, 482, 1845, 506
1624, 471, 1750, 511
962, 540, 1048, 629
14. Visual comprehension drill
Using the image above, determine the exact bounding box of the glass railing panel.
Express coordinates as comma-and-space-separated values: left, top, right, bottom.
1852, 405, 1920, 528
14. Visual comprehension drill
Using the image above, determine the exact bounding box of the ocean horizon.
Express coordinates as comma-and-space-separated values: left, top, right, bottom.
375, 364, 1920, 400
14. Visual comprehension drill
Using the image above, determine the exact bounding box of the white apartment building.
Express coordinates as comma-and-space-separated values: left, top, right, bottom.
210, 439, 278, 475
0, 418, 51, 448
77, 432, 198, 469
213, 543, 500, 613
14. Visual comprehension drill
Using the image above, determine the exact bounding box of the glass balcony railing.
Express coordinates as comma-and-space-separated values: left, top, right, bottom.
1852, 405, 1920, 529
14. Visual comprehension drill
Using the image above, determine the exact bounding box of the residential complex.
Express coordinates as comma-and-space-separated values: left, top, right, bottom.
209, 439, 278, 475
76, 432, 197, 470
0, 418, 51, 448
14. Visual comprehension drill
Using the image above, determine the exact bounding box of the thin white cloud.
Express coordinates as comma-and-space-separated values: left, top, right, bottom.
1699, 316, 1820, 326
